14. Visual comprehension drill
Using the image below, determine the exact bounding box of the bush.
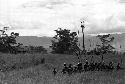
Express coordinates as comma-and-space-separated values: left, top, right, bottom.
50, 28, 79, 54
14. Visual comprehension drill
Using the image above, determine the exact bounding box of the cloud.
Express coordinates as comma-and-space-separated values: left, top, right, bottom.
1, 0, 125, 36
119, 0, 125, 3
21, 0, 70, 9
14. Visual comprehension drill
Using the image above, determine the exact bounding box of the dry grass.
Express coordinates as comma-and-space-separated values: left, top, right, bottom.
0, 53, 125, 84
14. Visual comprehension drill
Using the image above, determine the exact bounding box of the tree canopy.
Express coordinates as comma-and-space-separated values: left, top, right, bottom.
0, 27, 19, 53
96, 34, 115, 54
50, 28, 80, 54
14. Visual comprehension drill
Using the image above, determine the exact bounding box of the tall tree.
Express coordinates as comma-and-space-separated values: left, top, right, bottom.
96, 34, 115, 54
96, 34, 115, 61
0, 27, 19, 53
50, 28, 80, 54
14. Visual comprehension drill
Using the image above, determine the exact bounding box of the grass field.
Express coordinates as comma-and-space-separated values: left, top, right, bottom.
0, 53, 125, 84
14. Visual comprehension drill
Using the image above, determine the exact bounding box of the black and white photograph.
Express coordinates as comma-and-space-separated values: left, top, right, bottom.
0, 0, 125, 84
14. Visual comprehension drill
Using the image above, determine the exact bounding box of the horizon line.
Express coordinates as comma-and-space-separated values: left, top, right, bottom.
17, 32, 125, 37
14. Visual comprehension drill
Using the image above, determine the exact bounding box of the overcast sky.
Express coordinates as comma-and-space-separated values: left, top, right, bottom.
0, 0, 125, 37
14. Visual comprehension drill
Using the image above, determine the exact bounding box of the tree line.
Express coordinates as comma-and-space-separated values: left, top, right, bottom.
50, 28, 115, 55
0, 26, 116, 55
0, 27, 47, 54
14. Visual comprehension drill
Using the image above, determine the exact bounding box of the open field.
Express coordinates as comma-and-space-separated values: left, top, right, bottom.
0, 53, 125, 84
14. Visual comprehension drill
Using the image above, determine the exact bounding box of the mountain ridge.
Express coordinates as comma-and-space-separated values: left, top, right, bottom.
16, 33, 125, 52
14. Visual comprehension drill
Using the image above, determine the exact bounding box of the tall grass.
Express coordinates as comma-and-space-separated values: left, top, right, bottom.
0, 53, 125, 84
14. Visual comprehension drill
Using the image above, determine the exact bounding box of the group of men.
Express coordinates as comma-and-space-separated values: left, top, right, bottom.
60, 61, 121, 75
62, 62, 83, 75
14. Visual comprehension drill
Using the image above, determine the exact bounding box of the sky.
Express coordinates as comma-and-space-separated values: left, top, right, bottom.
0, 0, 125, 37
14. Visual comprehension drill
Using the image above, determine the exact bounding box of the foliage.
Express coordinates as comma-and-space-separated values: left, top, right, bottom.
96, 34, 115, 54
50, 28, 79, 54
0, 27, 19, 53
29, 45, 47, 53
86, 48, 100, 55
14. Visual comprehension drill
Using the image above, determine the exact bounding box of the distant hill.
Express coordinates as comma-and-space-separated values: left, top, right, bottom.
16, 36, 52, 48
16, 33, 125, 52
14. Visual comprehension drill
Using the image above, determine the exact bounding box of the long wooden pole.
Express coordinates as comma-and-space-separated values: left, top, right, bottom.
83, 32, 85, 51
81, 21, 85, 54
